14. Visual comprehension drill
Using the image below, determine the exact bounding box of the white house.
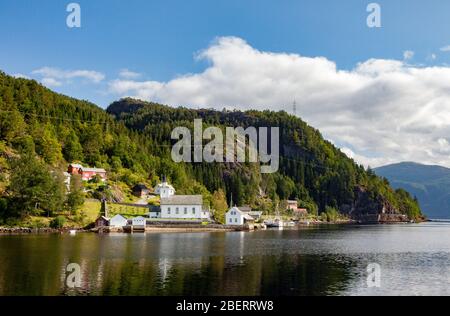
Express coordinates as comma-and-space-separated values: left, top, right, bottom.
109, 214, 128, 228
154, 179, 175, 198
226, 207, 255, 225
132, 216, 146, 227
160, 195, 210, 220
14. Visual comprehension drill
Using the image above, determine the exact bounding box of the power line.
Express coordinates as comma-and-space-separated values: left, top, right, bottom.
0, 110, 360, 173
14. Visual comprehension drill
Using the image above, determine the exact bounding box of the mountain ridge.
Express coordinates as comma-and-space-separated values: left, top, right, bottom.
375, 162, 450, 218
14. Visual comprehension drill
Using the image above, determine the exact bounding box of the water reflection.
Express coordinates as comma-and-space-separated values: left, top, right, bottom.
1, 224, 449, 296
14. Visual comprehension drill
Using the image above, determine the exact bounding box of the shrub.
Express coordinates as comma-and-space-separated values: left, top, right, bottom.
50, 216, 66, 229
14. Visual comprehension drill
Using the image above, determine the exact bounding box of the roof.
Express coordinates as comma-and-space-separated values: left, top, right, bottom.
149, 205, 161, 213
80, 167, 106, 173
160, 195, 203, 205
243, 213, 255, 221
97, 216, 110, 221
69, 163, 83, 168
248, 211, 263, 216
237, 206, 252, 212
133, 184, 149, 190
228, 207, 257, 220
132, 216, 146, 220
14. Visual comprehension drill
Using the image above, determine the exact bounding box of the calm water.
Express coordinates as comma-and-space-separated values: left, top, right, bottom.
1, 222, 450, 296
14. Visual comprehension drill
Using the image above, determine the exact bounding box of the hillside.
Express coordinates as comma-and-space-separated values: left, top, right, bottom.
0, 71, 423, 224
375, 162, 450, 219
0, 71, 212, 224
107, 98, 423, 222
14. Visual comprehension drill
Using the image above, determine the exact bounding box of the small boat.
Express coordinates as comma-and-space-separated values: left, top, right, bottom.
69, 230, 77, 235
264, 218, 284, 228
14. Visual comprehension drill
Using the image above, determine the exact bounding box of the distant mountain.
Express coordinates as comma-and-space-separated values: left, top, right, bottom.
375, 162, 450, 219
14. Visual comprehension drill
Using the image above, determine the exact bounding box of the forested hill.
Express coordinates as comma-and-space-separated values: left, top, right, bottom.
107, 98, 423, 221
0, 71, 422, 222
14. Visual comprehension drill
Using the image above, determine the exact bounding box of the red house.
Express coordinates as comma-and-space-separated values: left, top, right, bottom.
79, 167, 107, 181
67, 163, 107, 181
68, 163, 83, 175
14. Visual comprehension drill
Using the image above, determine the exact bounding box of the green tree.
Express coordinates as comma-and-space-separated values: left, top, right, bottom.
8, 153, 65, 218
63, 130, 84, 162
212, 189, 228, 224
36, 124, 63, 165
66, 174, 84, 214
0, 110, 26, 144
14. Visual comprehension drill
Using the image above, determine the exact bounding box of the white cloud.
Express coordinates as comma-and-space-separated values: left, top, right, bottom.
403, 50, 414, 61
32, 67, 105, 84
41, 77, 62, 87
119, 69, 142, 79
12, 73, 30, 79
440, 45, 450, 52
108, 36, 450, 168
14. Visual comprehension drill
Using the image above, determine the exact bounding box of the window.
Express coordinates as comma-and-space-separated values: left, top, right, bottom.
235, 218, 238, 223
184, 207, 187, 214
192, 207, 196, 214
167, 207, 171, 214
229, 218, 232, 223
176, 207, 179, 214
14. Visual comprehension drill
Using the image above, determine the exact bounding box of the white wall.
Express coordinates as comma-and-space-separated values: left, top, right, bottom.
161, 204, 203, 219
132, 217, 146, 226
148, 211, 161, 218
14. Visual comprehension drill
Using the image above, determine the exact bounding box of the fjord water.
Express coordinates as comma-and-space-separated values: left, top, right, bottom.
1, 223, 450, 296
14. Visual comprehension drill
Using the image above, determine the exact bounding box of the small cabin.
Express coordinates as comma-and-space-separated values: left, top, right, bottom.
95, 216, 110, 227
132, 184, 150, 198
132, 216, 146, 227
109, 214, 128, 228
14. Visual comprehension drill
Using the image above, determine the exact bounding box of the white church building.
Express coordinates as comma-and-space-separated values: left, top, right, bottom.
152, 178, 210, 220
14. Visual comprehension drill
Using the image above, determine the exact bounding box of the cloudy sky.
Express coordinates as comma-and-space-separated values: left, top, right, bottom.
3, 0, 450, 167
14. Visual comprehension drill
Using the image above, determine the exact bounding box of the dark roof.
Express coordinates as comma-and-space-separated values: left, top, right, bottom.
133, 184, 149, 190
149, 205, 161, 213
161, 195, 203, 205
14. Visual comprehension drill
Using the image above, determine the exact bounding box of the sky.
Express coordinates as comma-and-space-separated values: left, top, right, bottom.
2, 0, 450, 167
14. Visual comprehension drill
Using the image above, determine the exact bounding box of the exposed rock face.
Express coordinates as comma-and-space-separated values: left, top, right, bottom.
340, 186, 408, 223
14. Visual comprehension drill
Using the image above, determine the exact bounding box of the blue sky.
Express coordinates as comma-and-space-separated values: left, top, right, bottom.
1, 0, 450, 106
3, 0, 450, 167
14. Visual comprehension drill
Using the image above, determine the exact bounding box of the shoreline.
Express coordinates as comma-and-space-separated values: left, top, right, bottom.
0, 218, 426, 235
